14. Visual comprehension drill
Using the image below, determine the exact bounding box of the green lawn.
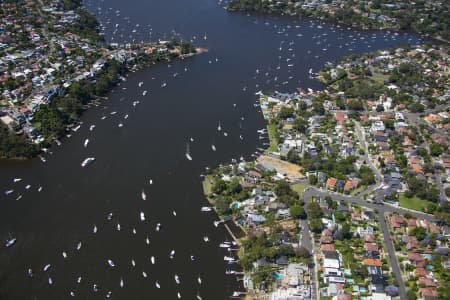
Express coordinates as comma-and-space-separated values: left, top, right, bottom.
399, 193, 434, 212
371, 72, 389, 85
291, 183, 308, 198
266, 124, 279, 153
202, 175, 214, 196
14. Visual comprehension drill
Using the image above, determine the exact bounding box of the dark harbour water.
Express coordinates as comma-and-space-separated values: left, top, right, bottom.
0, 0, 422, 299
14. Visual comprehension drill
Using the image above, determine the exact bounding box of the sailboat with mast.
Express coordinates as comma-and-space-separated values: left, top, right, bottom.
185, 143, 192, 161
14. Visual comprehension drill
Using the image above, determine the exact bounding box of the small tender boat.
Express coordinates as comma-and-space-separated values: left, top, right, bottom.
140, 212, 145, 221
161, 82, 167, 88
197, 275, 202, 284
62, 252, 67, 258
76, 241, 82, 250
141, 190, 146, 201
151, 256, 155, 264
174, 274, 180, 284
48, 277, 53, 285
219, 243, 230, 248
217, 121, 221, 131
43, 264, 51, 272
170, 250, 175, 258
13, 178, 22, 183
155, 281, 160, 288
200, 207, 212, 212
93, 225, 97, 234
132, 228, 137, 234
107, 259, 115, 267
25, 185, 31, 189
84, 139, 89, 148
81, 157, 95, 168
142, 271, 148, 278
120, 277, 124, 288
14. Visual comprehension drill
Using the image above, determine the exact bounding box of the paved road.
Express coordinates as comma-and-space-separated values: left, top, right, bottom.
378, 211, 406, 300
354, 120, 383, 183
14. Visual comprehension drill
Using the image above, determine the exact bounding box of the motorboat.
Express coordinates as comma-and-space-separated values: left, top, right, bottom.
224, 256, 235, 262
219, 243, 230, 248
155, 281, 160, 288
151, 256, 155, 264
142, 271, 147, 278
5, 237, 16, 248
185, 143, 192, 161
131, 259, 136, 267
107, 259, 115, 267
156, 223, 161, 231
43, 264, 51, 272
120, 277, 124, 288
200, 207, 212, 212
197, 275, 202, 284
172, 210, 177, 216
77, 241, 82, 250
62, 252, 67, 258
170, 250, 175, 258
174, 274, 180, 284
27, 268, 33, 277
84, 139, 89, 148
116, 223, 121, 231
4, 190, 13, 195
81, 157, 95, 167
140, 212, 145, 221
211, 144, 216, 151
141, 190, 146, 201
107, 213, 114, 220
146, 237, 150, 244
93, 225, 97, 234
203, 236, 209, 242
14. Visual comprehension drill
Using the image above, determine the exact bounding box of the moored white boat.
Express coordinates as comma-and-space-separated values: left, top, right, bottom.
81, 157, 95, 167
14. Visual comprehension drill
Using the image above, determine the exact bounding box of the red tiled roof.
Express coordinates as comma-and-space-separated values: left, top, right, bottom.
326, 177, 337, 189
362, 259, 382, 267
